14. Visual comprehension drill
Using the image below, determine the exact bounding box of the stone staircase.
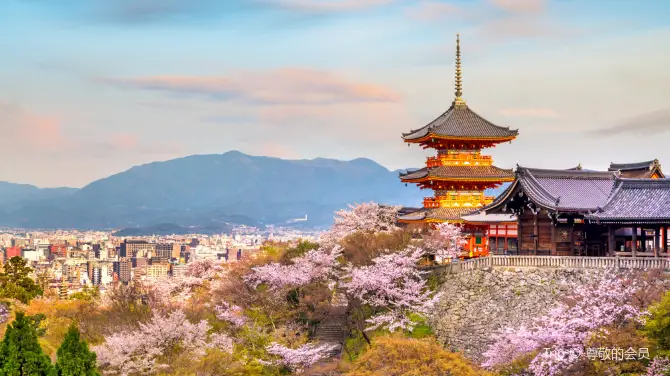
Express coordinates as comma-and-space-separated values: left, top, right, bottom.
309, 291, 348, 375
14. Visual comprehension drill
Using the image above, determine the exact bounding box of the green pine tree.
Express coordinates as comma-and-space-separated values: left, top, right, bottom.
0, 311, 54, 376
54, 325, 100, 376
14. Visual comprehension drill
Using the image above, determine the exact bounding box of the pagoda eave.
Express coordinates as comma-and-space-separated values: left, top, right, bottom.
404, 134, 516, 145
401, 176, 515, 184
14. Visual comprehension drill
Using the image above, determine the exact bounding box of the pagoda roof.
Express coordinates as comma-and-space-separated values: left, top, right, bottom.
399, 165, 514, 182
402, 102, 519, 142
585, 179, 670, 224
608, 159, 664, 178
484, 167, 618, 213
398, 207, 474, 222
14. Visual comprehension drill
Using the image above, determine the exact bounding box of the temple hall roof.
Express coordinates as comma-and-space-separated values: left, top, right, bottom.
484, 167, 618, 213
585, 179, 670, 223
402, 103, 519, 141
399, 165, 514, 182
608, 159, 665, 178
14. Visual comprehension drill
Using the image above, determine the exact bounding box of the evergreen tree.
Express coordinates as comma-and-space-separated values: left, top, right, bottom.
0, 257, 43, 304
0, 312, 54, 376
54, 325, 99, 376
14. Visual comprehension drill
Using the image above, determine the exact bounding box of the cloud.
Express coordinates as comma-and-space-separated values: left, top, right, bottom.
591, 107, 670, 136
103, 68, 402, 105
406, 1, 465, 21
0, 102, 69, 149
0, 102, 183, 158
487, 0, 546, 13
272, 0, 396, 12
499, 108, 560, 118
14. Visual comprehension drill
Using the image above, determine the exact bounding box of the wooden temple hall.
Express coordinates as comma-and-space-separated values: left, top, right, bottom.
397, 34, 670, 258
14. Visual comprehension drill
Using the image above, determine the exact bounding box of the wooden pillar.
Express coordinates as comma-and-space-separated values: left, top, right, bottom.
654, 227, 660, 258
550, 221, 557, 256
641, 229, 647, 252
664, 227, 668, 254
518, 216, 523, 255
608, 226, 615, 257
569, 222, 575, 256
534, 212, 539, 255
632, 226, 637, 257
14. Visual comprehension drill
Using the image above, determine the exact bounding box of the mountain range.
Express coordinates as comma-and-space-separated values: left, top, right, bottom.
0, 151, 508, 231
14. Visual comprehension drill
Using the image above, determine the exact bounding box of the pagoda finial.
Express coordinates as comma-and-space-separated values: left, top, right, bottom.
454, 33, 465, 106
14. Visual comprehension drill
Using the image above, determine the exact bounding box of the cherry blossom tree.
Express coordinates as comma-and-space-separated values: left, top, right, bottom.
646, 357, 670, 376
0, 302, 8, 324
215, 301, 247, 327
482, 272, 644, 376
319, 202, 401, 246
423, 222, 466, 262
93, 310, 232, 375
341, 246, 441, 332
243, 245, 342, 290
266, 342, 339, 373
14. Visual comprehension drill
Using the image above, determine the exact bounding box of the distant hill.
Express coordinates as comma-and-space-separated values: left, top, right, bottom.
0, 151, 427, 229
0, 152, 515, 230
0, 182, 76, 212
112, 221, 246, 236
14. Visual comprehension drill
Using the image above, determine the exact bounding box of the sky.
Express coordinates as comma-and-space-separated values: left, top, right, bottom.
1, 0, 670, 188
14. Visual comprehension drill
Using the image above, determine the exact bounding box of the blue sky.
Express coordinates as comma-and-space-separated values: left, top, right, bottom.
1, 0, 670, 187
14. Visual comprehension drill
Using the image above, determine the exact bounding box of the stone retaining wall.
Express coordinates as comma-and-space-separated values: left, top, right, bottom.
429, 267, 605, 362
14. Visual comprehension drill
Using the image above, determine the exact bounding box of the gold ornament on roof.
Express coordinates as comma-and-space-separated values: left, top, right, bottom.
454, 33, 466, 106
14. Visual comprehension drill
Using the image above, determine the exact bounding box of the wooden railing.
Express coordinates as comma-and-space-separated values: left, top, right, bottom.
424, 256, 670, 275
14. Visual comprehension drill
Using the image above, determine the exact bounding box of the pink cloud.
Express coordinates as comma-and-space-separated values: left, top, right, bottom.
488, 0, 546, 13
273, 0, 396, 12
109, 133, 139, 149
105, 67, 402, 105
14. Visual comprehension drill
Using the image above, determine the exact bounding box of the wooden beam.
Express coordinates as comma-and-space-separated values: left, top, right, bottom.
631, 226, 637, 257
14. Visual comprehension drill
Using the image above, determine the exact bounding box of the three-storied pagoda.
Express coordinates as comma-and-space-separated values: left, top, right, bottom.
398, 34, 519, 256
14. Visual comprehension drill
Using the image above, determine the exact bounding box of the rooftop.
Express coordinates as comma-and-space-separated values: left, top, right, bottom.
399, 165, 515, 182
585, 178, 670, 223
401, 34, 518, 143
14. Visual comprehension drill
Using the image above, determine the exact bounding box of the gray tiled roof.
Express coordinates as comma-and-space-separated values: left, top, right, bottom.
585, 179, 670, 223
402, 103, 519, 141
516, 167, 617, 211
609, 160, 658, 171
483, 167, 618, 213
399, 165, 514, 181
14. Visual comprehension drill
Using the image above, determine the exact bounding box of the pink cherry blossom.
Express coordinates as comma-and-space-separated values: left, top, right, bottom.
423, 222, 466, 261
319, 202, 400, 246
244, 245, 342, 290
0, 303, 8, 324
266, 342, 339, 373
341, 246, 440, 332
215, 301, 247, 327
646, 357, 670, 376
93, 310, 232, 375
482, 271, 644, 376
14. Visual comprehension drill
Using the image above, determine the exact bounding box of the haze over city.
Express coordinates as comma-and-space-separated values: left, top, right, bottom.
2, 0, 670, 188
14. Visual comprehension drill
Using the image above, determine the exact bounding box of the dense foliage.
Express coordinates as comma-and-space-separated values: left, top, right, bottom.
0, 257, 43, 304
55, 325, 100, 376
4, 202, 670, 375
0, 312, 54, 375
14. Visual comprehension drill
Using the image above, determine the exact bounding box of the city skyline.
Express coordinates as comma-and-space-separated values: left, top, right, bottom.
2, 0, 670, 187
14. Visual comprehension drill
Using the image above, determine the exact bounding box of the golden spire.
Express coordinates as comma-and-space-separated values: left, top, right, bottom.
454, 33, 465, 106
